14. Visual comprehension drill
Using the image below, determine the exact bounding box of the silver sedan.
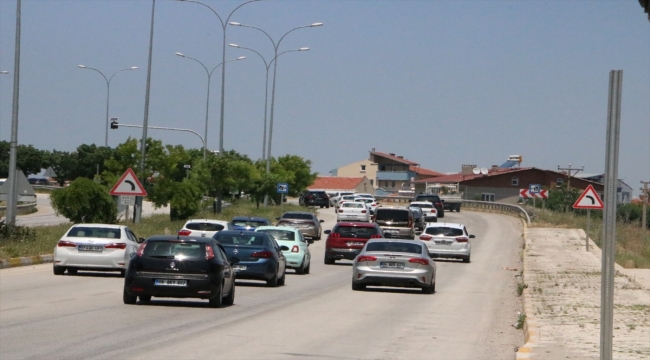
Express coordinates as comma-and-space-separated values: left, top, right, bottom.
352, 239, 436, 293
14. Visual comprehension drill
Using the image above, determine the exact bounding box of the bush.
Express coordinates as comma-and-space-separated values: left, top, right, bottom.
50, 177, 118, 223
169, 180, 202, 221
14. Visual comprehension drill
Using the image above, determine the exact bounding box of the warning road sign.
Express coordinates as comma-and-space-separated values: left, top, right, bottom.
109, 168, 147, 196
572, 185, 604, 209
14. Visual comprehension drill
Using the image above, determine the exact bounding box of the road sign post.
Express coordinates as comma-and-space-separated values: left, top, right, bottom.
110, 168, 148, 224
573, 184, 604, 252
277, 183, 288, 206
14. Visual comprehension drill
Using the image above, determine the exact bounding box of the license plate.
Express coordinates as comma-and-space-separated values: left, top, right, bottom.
435, 240, 452, 245
380, 262, 404, 269
233, 265, 247, 271
347, 242, 364, 246
386, 230, 399, 234
154, 279, 187, 287
78, 245, 103, 252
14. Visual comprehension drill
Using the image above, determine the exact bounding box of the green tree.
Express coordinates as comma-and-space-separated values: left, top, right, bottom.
168, 179, 203, 220
276, 154, 318, 197
50, 177, 118, 223
0, 141, 46, 177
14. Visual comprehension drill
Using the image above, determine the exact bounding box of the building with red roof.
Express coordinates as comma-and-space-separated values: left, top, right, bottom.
307, 176, 375, 194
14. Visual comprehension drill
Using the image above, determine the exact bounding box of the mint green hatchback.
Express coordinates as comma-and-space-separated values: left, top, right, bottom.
255, 226, 311, 274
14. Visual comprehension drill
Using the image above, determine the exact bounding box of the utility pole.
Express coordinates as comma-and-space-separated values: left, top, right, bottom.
557, 164, 584, 213
641, 181, 649, 229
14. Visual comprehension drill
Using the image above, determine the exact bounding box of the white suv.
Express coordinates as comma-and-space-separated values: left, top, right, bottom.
178, 219, 232, 238
418, 222, 474, 263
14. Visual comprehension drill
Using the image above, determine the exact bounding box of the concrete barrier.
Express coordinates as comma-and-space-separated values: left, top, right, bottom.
0, 201, 38, 217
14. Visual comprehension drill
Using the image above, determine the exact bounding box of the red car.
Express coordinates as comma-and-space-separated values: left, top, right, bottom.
324, 222, 383, 264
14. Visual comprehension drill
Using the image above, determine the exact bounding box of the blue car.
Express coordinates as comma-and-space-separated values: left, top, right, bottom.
230, 217, 272, 231
213, 230, 287, 287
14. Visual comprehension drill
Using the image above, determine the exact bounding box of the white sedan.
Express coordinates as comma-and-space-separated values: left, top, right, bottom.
53, 224, 143, 276
419, 222, 474, 263
337, 202, 371, 222
354, 197, 380, 214
410, 201, 438, 222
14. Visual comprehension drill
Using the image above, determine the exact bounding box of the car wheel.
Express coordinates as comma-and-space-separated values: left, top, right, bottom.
304, 260, 310, 274
463, 256, 471, 263
120, 269, 126, 277
277, 269, 286, 286
123, 289, 137, 305
222, 281, 235, 306
67, 268, 78, 275
266, 270, 279, 287
53, 265, 65, 275
456, 206, 461, 212
324, 255, 335, 265
209, 283, 224, 307
422, 281, 436, 294
319, 205, 323, 208
295, 259, 306, 274
315, 232, 321, 241
352, 282, 366, 291
326, 204, 330, 209
138, 295, 151, 302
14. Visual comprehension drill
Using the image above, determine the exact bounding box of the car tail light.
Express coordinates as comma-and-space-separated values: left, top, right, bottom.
178, 229, 192, 236
291, 246, 299, 253
205, 246, 215, 260
361, 210, 367, 214
431, 209, 437, 213
329, 232, 340, 238
338, 209, 344, 213
357, 255, 377, 262
409, 258, 429, 265
435, 202, 442, 207
104, 243, 127, 250
57, 241, 77, 247
455, 236, 469, 243
131, 287, 144, 292
370, 234, 382, 239
251, 251, 273, 258
136, 243, 147, 257
419, 234, 432, 241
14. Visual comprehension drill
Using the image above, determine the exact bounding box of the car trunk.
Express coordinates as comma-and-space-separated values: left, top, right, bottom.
138, 242, 210, 275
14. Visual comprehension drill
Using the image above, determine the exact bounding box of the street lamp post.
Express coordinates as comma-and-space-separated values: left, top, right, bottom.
78, 65, 138, 147
174, 53, 245, 160
112, 121, 206, 151
0, 71, 9, 141
229, 22, 322, 205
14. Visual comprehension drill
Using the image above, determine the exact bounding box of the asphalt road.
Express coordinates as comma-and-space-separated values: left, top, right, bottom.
0, 209, 524, 360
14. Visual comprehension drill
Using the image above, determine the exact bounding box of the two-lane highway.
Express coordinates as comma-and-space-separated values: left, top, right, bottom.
0, 209, 524, 359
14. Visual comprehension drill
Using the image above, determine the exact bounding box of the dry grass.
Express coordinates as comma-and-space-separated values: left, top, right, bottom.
529, 207, 650, 269
0, 201, 308, 260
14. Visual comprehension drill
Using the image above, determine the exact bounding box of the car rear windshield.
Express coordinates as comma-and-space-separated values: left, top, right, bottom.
186, 222, 225, 231
257, 229, 296, 241
342, 202, 365, 209
214, 233, 268, 246
409, 207, 423, 216
232, 220, 265, 227
143, 241, 206, 259
425, 227, 464, 236
334, 226, 379, 239
365, 242, 422, 254
67, 227, 120, 239
375, 209, 410, 222
282, 213, 312, 220
416, 195, 440, 202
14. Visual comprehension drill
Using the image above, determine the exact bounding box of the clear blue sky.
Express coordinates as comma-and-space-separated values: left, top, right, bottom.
1, 0, 649, 196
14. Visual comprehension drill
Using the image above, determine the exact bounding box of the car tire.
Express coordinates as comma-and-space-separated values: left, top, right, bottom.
123, 289, 137, 305
67, 268, 78, 275
53, 265, 65, 275
138, 295, 151, 302
352, 282, 365, 291
422, 281, 436, 294
277, 270, 286, 286
456, 206, 461, 212
120, 270, 126, 277
209, 283, 224, 307
295, 259, 306, 274
222, 282, 235, 306
326, 204, 330, 209
462, 256, 471, 263
266, 270, 279, 287
304, 261, 310, 274
324, 255, 335, 265
315, 231, 321, 241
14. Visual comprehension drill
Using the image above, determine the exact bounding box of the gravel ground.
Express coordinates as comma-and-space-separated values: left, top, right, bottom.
524, 228, 650, 359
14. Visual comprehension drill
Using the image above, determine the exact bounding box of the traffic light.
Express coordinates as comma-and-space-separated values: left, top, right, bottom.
110, 120, 118, 129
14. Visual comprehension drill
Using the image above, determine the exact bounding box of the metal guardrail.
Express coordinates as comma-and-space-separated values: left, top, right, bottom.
374, 196, 531, 225
0, 201, 38, 216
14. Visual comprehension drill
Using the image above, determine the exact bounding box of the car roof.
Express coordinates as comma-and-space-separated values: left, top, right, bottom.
365, 238, 427, 246
146, 235, 213, 243
424, 222, 465, 229
411, 201, 433, 205
231, 216, 269, 221
375, 206, 410, 210
335, 222, 379, 228
71, 224, 124, 229
255, 226, 300, 232
282, 211, 313, 215
184, 219, 229, 224
216, 230, 266, 236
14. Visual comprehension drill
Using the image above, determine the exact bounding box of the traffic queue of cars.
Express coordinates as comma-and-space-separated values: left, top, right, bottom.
53, 194, 474, 306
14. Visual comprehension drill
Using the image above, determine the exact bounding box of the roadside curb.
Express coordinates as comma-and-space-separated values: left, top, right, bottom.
516, 222, 538, 360
0, 254, 53, 269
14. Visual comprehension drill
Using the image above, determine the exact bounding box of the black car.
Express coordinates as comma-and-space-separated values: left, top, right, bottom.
123, 235, 237, 308
299, 190, 330, 208
28, 178, 49, 185
408, 206, 426, 231
414, 194, 445, 218
213, 230, 288, 287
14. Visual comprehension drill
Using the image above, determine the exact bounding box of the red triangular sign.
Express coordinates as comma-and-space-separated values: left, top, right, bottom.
572, 185, 603, 209
109, 168, 148, 196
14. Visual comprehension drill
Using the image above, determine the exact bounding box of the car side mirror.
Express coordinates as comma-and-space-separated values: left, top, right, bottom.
280, 245, 290, 251
137, 238, 145, 244
229, 256, 240, 264
383, 232, 392, 238
469, 235, 476, 239
324, 230, 331, 234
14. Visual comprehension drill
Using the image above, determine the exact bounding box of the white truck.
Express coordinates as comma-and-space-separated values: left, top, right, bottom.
424, 184, 463, 212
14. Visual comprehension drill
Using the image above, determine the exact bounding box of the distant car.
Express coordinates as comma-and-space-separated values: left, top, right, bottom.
299, 190, 330, 208
53, 224, 143, 276
337, 201, 370, 222
123, 236, 236, 307
418, 222, 474, 263
414, 194, 445, 218
28, 178, 50, 185
256, 226, 311, 274
354, 193, 375, 200
230, 216, 271, 231
354, 197, 380, 215
372, 207, 415, 239
408, 206, 425, 231
324, 222, 383, 264
276, 211, 325, 240
213, 230, 287, 287
336, 195, 358, 210
178, 219, 232, 238
409, 201, 438, 222
352, 238, 437, 293
329, 191, 356, 207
